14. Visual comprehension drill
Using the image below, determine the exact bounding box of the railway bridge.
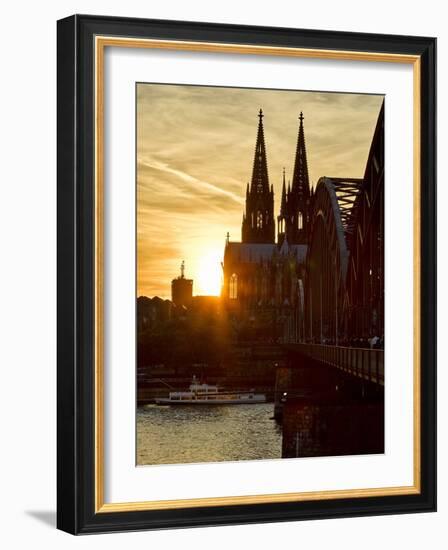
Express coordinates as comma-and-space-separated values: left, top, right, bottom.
276, 103, 385, 458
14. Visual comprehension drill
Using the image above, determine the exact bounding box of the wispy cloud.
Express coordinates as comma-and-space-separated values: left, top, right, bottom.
139, 158, 244, 205
137, 83, 383, 297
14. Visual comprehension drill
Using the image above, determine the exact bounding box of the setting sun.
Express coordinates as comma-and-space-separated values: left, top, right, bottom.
195, 249, 223, 296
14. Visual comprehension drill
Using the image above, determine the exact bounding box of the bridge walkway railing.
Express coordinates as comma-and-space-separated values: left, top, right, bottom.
293, 343, 384, 386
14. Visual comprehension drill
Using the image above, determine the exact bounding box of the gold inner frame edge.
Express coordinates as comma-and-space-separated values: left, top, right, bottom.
94, 35, 421, 513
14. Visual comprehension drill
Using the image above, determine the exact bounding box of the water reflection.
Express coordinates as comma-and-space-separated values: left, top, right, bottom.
137, 403, 282, 465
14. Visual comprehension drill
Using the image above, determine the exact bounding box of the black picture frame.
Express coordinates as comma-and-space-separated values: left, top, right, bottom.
57, 14, 436, 534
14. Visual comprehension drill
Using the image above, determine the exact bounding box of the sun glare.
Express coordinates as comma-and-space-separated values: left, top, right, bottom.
196, 250, 223, 296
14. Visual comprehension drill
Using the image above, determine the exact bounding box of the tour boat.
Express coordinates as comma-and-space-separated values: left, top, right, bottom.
155, 377, 266, 405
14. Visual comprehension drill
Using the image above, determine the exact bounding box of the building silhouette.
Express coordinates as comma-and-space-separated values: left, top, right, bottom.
223, 109, 311, 342
222, 103, 384, 346
137, 296, 172, 334
171, 260, 193, 308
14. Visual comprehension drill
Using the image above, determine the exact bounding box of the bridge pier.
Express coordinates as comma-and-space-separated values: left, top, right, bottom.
275, 344, 384, 458
273, 365, 291, 420
282, 393, 384, 458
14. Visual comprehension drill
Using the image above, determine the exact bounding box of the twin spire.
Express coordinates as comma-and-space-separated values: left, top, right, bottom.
291, 111, 310, 199
250, 109, 270, 195
242, 109, 275, 243
242, 109, 310, 246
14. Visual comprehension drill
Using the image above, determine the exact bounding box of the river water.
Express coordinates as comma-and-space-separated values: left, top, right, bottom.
137, 403, 282, 465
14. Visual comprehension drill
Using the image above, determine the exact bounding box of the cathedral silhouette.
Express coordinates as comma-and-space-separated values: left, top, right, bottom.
222, 108, 312, 342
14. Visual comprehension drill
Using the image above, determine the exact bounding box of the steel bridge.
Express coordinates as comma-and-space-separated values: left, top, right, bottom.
274, 103, 385, 458
296, 102, 384, 385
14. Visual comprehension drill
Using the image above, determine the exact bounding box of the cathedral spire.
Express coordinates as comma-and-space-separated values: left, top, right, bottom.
291, 111, 310, 198
277, 168, 288, 247
241, 109, 275, 243
280, 168, 287, 216
250, 108, 270, 194
284, 111, 311, 245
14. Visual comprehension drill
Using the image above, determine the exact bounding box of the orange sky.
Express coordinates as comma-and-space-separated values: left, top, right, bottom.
137, 83, 383, 299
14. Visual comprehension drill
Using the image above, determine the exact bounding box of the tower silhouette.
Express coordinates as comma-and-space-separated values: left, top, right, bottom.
285, 111, 311, 244
277, 167, 288, 246
241, 109, 275, 243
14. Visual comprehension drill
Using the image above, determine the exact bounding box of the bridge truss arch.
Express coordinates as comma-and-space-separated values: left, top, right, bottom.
304, 177, 363, 344
303, 102, 384, 346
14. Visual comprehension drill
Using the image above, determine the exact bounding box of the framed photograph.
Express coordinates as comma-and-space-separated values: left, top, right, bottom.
57, 15, 436, 534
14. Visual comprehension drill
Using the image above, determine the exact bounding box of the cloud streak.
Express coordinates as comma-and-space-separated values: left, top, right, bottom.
139, 158, 244, 205
137, 83, 383, 298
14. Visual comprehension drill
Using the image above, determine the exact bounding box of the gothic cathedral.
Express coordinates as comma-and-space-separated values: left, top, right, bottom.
222, 108, 312, 343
